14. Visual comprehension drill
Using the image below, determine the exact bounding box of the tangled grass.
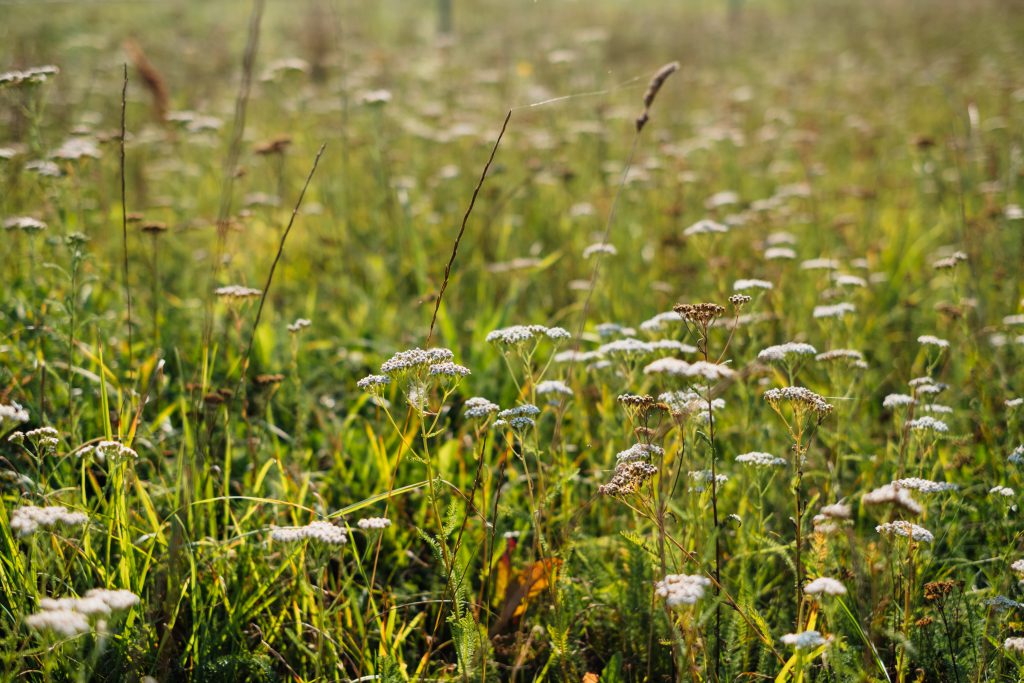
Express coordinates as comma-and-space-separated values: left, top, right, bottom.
1, 0, 1024, 680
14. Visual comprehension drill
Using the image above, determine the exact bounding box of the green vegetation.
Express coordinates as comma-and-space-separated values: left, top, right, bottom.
1, 0, 1023, 680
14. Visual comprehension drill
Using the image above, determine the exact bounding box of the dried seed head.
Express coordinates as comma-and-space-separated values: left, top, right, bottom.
673, 302, 726, 326
635, 61, 680, 132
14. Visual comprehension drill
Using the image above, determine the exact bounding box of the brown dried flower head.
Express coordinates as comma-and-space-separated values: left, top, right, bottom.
674, 302, 726, 327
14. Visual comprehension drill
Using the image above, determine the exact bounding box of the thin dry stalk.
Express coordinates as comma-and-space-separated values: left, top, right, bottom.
119, 64, 134, 381
238, 144, 326, 392
426, 109, 512, 345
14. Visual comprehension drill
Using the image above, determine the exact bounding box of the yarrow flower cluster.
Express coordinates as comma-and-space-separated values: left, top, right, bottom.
734, 278, 773, 291
654, 574, 712, 607
10, 505, 88, 537
813, 302, 855, 319
493, 404, 540, 432
582, 242, 617, 258
0, 402, 30, 428
535, 380, 573, 397
0, 65, 59, 88
883, 393, 915, 409
735, 451, 787, 467
757, 342, 817, 362
356, 517, 391, 530
79, 440, 138, 463
214, 285, 262, 299
804, 577, 847, 596
271, 520, 347, 545
815, 348, 866, 367
379, 347, 454, 375
287, 318, 311, 333
26, 588, 139, 638
356, 374, 390, 392
906, 416, 949, 434
763, 386, 834, 419
892, 478, 958, 493
616, 443, 664, 462
427, 361, 471, 378
463, 396, 500, 419
9, 426, 59, 455
781, 630, 829, 650
3, 216, 46, 231
485, 325, 570, 346
876, 520, 934, 543
863, 483, 922, 514
917, 334, 950, 349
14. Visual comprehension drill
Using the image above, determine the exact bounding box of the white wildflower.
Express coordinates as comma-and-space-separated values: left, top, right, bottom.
583, 242, 617, 258
781, 630, 829, 650
734, 279, 773, 291
10, 505, 88, 537
764, 247, 797, 260
813, 302, 855, 318
883, 393, 916, 409
804, 577, 847, 596
463, 397, 500, 419
758, 342, 817, 362
876, 520, 934, 543
918, 335, 950, 348
655, 574, 712, 607
735, 451, 786, 467
271, 520, 347, 545
684, 219, 728, 236
907, 416, 949, 433
357, 517, 391, 530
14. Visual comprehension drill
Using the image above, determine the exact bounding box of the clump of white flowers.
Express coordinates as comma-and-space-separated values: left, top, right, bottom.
1004, 637, 1024, 653
0, 402, 30, 430
815, 349, 866, 367
463, 397, 500, 420
616, 443, 664, 462
917, 334, 950, 349
271, 520, 347, 545
486, 325, 570, 346
907, 416, 949, 434
876, 520, 934, 543
654, 574, 712, 607
735, 451, 787, 467
356, 517, 391, 530
763, 386, 834, 420
10, 505, 88, 537
535, 380, 573, 398
683, 219, 728, 236
214, 285, 262, 299
287, 318, 311, 333
757, 342, 817, 362
863, 483, 923, 514
804, 577, 847, 596
26, 588, 139, 637
379, 347, 454, 375
78, 440, 138, 463
883, 393, 915, 409
582, 242, 617, 258
781, 630, 829, 650
734, 278, 773, 291
989, 486, 1015, 498
892, 478, 958, 493
3, 216, 47, 231
9, 426, 59, 456
813, 302, 855, 319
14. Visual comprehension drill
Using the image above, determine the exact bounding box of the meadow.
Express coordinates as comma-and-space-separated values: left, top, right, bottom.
1, 0, 1024, 680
